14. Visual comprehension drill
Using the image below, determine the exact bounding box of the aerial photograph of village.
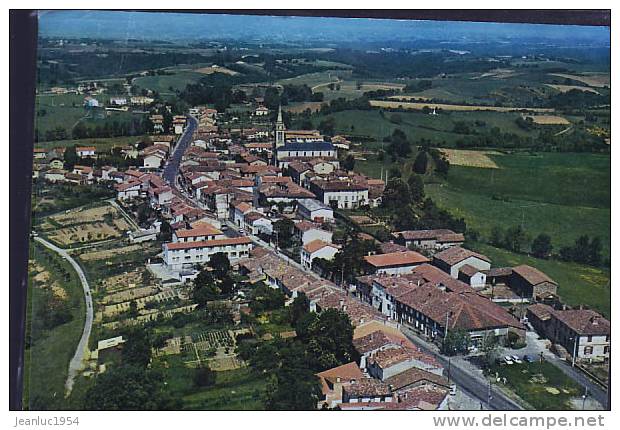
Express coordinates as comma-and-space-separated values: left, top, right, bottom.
24, 10, 610, 411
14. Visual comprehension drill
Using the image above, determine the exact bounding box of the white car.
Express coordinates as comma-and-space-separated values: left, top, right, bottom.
504, 356, 514, 365
511, 355, 523, 364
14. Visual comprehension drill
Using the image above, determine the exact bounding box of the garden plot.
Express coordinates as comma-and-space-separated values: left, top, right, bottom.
101, 285, 159, 305
44, 204, 133, 246
102, 304, 199, 330
101, 287, 178, 318
80, 244, 144, 262
100, 269, 146, 293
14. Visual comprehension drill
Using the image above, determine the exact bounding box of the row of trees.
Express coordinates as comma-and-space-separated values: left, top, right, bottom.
488, 226, 605, 266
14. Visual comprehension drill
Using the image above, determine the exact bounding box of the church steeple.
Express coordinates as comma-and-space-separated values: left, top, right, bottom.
275, 104, 285, 149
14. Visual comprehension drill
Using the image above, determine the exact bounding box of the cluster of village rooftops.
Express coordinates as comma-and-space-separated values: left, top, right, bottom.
33, 100, 610, 410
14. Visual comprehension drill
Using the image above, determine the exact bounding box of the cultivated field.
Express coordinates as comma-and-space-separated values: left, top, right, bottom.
43, 204, 132, 247
369, 100, 555, 112
525, 115, 571, 125
79, 244, 144, 261
284, 102, 324, 114
439, 148, 502, 169
194, 65, 239, 76
549, 73, 610, 88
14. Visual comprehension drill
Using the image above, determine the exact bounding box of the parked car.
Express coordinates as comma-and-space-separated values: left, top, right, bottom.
523, 355, 535, 363
511, 355, 523, 364
449, 384, 457, 396
503, 356, 514, 365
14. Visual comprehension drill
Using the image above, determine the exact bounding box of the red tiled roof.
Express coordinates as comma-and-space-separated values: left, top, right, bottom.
364, 251, 429, 268
165, 236, 252, 251
552, 309, 610, 336
303, 239, 336, 254
433, 246, 491, 265
512, 264, 557, 286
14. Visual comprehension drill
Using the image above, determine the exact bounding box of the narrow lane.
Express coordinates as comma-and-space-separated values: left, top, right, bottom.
34, 236, 93, 396
163, 114, 198, 186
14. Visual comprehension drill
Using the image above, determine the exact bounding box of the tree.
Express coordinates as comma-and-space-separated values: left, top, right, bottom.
63, 145, 79, 170
412, 150, 429, 175
489, 226, 504, 247
342, 154, 356, 171
531, 233, 552, 259
264, 341, 321, 410
273, 218, 295, 249
157, 221, 172, 242
207, 252, 231, 279
407, 174, 425, 203
441, 329, 471, 355
504, 225, 528, 253
289, 293, 310, 326
388, 165, 402, 179
83, 366, 178, 410
386, 129, 411, 159
122, 329, 152, 368
194, 364, 216, 388
304, 309, 357, 370
381, 178, 411, 209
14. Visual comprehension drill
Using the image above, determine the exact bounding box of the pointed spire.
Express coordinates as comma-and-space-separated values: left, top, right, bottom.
277, 104, 283, 124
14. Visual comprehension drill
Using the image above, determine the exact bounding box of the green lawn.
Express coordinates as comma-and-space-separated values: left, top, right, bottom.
471, 243, 610, 318
426, 152, 610, 256
152, 355, 268, 410
23, 243, 86, 410
489, 361, 582, 410
133, 71, 204, 94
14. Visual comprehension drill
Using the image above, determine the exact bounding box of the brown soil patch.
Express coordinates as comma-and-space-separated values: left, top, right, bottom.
526, 115, 570, 125
439, 148, 502, 169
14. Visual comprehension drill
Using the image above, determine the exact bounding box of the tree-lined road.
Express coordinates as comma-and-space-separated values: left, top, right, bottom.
163, 114, 198, 186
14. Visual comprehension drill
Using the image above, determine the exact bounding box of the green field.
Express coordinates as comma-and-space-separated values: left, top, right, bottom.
133, 71, 205, 94
426, 152, 610, 255
301, 109, 540, 148
153, 356, 268, 410
471, 243, 610, 318
35, 93, 146, 140
23, 243, 86, 410
490, 361, 582, 410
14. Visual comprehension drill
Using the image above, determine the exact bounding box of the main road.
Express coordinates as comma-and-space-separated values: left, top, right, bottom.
163, 114, 198, 186
34, 236, 93, 396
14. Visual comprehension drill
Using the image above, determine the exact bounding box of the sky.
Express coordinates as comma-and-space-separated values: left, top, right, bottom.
38, 11, 610, 46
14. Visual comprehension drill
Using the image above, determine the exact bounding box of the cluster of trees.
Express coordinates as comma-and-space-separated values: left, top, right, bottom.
237, 302, 357, 410
180, 76, 246, 111
192, 253, 237, 305
488, 226, 605, 267
385, 129, 411, 159
70, 117, 151, 141
84, 329, 179, 410
403, 80, 433, 93
281, 84, 324, 103
313, 227, 379, 283
546, 89, 610, 110
559, 235, 603, 266
317, 96, 372, 116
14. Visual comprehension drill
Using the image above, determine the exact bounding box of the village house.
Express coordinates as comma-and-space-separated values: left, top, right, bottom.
114, 180, 142, 200
172, 222, 225, 243
275, 141, 337, 168
309, 179, 369, 209
76, 146, 96, 158
393, 229, 464, 250
367, 344, 443, 381
296, 198, 334, 223
532, 307, 610, 363
301, 240, 339, 270
230, 201, 253, 227
509, 264, 558, 300
341, 378, 394, 404
457, 264, 487, 289
162, 236, 253, 270
432, 246, 491, 278
254, 105, 269, 116
44, 169, 67, 183
242, 211, 273, 236
293, 221, 333, 245
363, 251, 430, 275
316, 362, 365, 409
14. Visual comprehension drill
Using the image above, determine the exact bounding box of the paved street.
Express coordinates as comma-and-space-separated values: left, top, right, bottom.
34, 236, 93, 396
163, 114, 198, 186
400, 327, 523, 410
